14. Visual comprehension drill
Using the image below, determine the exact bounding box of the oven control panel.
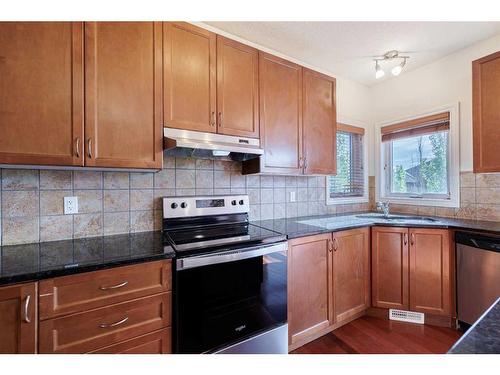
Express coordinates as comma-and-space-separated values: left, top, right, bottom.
163, 195, 249, 219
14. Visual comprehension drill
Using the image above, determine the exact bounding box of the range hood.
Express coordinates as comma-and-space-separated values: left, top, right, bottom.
163, 128, 263, 161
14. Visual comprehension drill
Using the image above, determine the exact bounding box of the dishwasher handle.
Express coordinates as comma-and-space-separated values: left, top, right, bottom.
455, 231, 500, 253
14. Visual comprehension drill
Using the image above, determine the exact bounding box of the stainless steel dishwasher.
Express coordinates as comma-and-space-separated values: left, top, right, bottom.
456, 231, 500, 326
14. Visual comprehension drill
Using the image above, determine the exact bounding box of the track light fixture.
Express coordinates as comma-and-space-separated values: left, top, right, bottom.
374, 50, 410, 79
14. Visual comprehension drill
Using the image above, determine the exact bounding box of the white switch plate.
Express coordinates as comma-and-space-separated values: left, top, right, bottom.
289, 191, 296, 202
64, 196, 78, 214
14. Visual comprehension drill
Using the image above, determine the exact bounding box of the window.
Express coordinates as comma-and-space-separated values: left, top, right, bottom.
327, 123, 367, 204
377, 107, 460, 207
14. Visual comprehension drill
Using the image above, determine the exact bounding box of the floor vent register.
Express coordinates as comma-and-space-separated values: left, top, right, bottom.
389, 309, 425, 324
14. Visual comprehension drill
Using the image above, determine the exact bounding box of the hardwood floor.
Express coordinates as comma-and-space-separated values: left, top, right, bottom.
291, 316, 462, 354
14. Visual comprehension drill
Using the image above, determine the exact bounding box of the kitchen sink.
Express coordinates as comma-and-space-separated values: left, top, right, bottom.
355, 213, 441, 222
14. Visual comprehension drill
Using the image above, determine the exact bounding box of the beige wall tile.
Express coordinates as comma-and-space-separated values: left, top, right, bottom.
175, 169, 195, 189
153, 189, 175, 210
2, 169, 39, 190
246, 175, 260, 188
476, 173, 500, 188
2, 216, 39, 245
273, 176, 286, 188
104, 190, 129, 212
460, 172, 475, 188
73, 171, 102, 189
154, 169, 175, 189
74, 213, 103, 238
455, 204, 477, 220
475, 188, 500, 204
460, 188, 476, 204
2, 191, 39, 217
176, 157, 196, 169
214, 160, 233, 171
476, 204, 500, 221
40, 215, 73, 241
130, 189, 154, 211
261, 189, 273, 204
40, 190, 71, 215
435, 207, 455, 218
261, 176, 274, 188
75, 190, 102, 214
195, 159, 214, 170
130, 172, 154, 189
230, 172, 246, 188
273, 188, 286, 203
196, 170, 214, 189
417, 206, 436, 216
104, 212, 130, 235
40, 170, 72, 190
103, 172, 129, 189
214, 170, 230, 188
130, 211, 154, 232
163, 155, 175, 169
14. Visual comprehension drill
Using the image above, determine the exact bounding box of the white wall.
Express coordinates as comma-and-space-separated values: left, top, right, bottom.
370, 33, 500, 172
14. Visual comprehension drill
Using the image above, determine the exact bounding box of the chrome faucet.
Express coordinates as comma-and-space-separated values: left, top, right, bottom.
376, 201, 390, 217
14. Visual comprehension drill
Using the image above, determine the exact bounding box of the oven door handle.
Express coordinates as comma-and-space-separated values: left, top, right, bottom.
176, 242, 288, 270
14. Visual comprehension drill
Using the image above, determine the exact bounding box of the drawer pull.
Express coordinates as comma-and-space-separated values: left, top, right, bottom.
24, 295, 31, 323
99, 316, 129, 329
99, 281, 128, 291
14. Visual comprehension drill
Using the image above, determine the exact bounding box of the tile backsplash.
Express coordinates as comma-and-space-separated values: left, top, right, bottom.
0, 155, 370, 246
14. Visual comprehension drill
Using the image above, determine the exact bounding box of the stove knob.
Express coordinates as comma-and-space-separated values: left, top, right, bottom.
180, 202, 188, 209
239, 200, 244, 205
171, 202, 178, 209
231, 200, 237, 206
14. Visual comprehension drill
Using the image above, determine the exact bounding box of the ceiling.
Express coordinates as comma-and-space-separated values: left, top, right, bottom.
205, 22, 500, 86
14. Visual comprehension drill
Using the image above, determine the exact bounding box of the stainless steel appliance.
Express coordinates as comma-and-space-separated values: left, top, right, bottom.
162, 195, 288, 354
456, 231, 500, 326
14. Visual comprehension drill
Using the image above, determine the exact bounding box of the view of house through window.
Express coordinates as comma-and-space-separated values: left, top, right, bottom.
327, 124, 365, 202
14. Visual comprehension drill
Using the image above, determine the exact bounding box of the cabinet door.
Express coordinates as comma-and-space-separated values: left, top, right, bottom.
216, 36, 259, 138
0, 282, 37, 354
0, 22, 84, 166
259, 52, 303, 174
473, 51, 500, 172
84, 22, 163, 169
164, 22, 216, 133
409, 228, 451, 316
332, 228, 370, 324
371, 227, 409, 310
302, 68, 337, 175
288, 234, 332, 345
89, 328, 171, 354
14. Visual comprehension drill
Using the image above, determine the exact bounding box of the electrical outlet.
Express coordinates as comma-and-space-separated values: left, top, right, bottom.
289, 191, 296, 202
64, 196, 78, 214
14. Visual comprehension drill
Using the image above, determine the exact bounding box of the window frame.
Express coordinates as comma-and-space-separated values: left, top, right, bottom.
375, 103, 460, 208
326, 120, 368, 205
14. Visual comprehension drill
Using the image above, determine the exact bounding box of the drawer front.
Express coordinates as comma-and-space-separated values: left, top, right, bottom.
39, 292, 171, 354
39, 260, 171, 320
89, 328, 171, 354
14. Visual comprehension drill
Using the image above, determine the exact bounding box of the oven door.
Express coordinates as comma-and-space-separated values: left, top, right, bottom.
174, 242, 287, 354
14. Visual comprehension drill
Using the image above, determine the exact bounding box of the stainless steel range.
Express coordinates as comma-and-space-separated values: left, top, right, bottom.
162, 195, 288, 354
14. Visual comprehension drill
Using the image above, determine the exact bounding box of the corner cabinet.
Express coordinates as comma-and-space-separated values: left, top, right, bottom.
0, 282, 37, 354
371, 227, 452, 317
473, 50, 500, 173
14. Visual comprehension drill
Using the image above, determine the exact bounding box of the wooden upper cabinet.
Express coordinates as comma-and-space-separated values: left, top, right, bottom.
0, 282, 37, 354
84, 22, 163, 169
473, 51, 500, 172
164, 22, 216, 133
0, 22, 84, 166
332, 228, 370, 324
258, 52, 303, 174
216, 36, 259, 138
409, 228, 451, 316
288, 233, 332, 345
302, 68, 337, 175
371, 226, 409, 310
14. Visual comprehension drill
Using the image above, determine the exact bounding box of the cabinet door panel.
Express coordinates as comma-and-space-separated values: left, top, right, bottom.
409, 228, 451, 316
288, 233, 332, 344
164, 22, 216, 133
333, 228, 370, 324
259, 52, 303, 174
303, 68, 336, 175
473, 51, 500, 172
371, 227, 409, 310
85, 22, 163, 169
216, 36, 259, 138
0, 282, 37, 354
89, 328, 171, 354
0, 22, 84, 166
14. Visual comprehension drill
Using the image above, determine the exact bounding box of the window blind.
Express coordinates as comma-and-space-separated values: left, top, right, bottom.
328, 123, 365, 198
381, 112, 450, 142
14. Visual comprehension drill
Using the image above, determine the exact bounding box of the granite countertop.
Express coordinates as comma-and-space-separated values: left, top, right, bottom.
448, 297, 500, 354
0, 231, 175, 286
251, 212, 500, 239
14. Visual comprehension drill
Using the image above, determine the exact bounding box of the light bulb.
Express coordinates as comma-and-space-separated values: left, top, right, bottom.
391, 65, 402, 76
375, 62, 385, 79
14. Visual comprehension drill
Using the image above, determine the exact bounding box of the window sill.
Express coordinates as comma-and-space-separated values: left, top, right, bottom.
379, 196, 459, 208
326, 196, 368, 205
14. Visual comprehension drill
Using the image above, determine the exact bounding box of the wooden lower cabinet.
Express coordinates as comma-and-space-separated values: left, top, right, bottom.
89, 328, 171, 354
332, 228, 370, 324
0, 282, 37, 354
288, 233, 333, 345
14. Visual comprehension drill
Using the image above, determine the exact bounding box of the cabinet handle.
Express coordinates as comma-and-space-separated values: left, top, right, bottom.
75, 137, 81, 158
211, 111, 216, 127
328, 239, 333, 252
333, 238, 339, 251
99, 281, 128, 291
403, 233, 408, 246
99, 316, 129, 329
23, 295, 31, 323
304, 158, 308, 170
410, 233, 415, 246
299, 157, 303, 168
218, 112, 223, 127
87, 138, 93, 159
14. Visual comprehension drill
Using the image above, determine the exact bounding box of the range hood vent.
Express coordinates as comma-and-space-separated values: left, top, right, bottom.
163, 128, 263, 162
